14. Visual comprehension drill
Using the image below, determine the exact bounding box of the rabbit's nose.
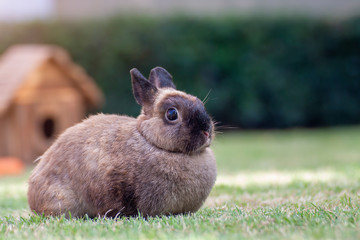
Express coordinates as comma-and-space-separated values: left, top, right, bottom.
203, 131, 210, 138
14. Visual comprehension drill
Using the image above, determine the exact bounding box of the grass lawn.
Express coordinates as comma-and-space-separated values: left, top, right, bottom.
1, 126, 360, 239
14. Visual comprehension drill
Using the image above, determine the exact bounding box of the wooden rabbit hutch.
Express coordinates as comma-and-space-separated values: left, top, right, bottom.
0, 44, 103, 164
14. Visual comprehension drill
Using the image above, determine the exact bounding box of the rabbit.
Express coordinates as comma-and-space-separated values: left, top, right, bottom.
27, 67, 217, 218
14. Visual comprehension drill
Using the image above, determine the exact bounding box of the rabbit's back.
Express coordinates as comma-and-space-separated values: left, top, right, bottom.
28, 114, 138, 217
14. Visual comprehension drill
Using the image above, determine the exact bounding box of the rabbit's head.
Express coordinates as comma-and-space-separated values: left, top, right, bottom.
131, 67, 214, 154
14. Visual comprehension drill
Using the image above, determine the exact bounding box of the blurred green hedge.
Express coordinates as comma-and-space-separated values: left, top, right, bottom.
0, 16, 359, 128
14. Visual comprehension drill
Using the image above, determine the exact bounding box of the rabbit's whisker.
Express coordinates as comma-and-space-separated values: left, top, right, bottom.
202, 89, 212, 105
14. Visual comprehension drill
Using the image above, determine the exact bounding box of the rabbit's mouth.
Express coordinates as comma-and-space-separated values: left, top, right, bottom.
200, 133, 212, 150
185, 131, 212, 154
201, 130, 212, 148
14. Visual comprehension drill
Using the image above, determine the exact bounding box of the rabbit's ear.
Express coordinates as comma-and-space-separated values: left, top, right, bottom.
149, 67, 176, 89
131, 68, 158, 107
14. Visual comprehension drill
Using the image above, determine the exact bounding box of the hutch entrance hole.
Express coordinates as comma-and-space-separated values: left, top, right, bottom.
42, 118, 55, 139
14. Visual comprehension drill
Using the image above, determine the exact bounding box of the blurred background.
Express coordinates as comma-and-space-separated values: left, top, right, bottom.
0, 0, 360, 168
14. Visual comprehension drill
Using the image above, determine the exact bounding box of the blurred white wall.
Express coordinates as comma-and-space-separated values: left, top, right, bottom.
0, 0, 54, 22
55, 0, 360, 19
1, 0, 360, 22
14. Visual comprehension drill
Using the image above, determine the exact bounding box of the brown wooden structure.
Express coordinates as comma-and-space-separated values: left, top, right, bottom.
0, 44, 103, 163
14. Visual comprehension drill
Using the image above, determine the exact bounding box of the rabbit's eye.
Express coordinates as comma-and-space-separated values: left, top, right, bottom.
166, 108, 178, 121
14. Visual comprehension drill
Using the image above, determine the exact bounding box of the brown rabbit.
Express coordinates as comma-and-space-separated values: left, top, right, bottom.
27, 67, 217, 218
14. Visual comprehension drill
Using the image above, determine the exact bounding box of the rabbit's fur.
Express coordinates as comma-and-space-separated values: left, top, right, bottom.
28, 67, 217, 218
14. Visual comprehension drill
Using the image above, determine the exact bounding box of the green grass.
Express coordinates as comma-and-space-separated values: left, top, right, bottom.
1, 127, 360, 239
